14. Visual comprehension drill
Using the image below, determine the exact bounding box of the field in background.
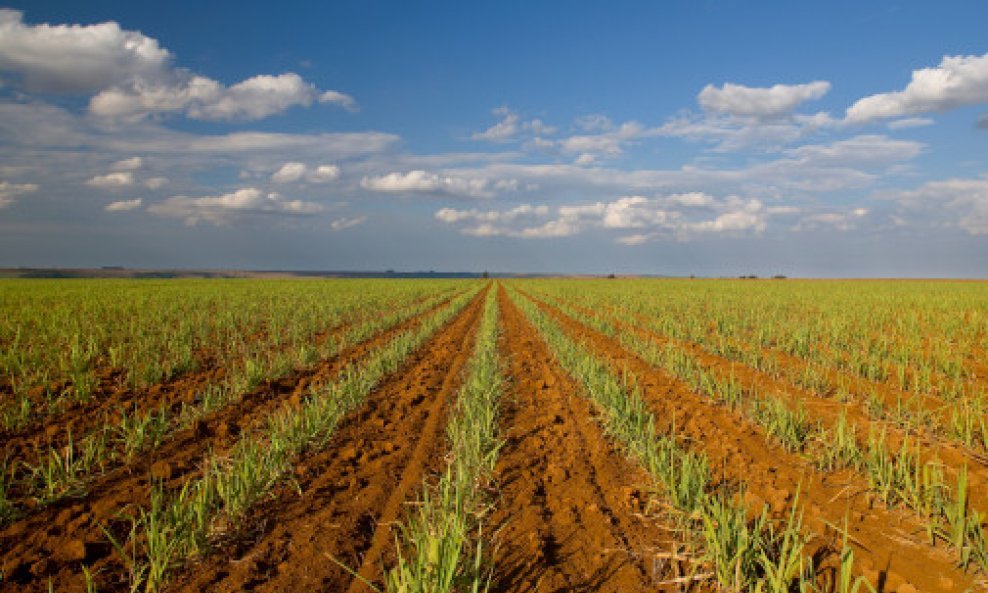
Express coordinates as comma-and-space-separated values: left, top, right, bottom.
1, 278, 986, 593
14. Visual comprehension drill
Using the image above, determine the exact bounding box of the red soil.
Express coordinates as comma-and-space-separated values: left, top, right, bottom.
165, 287, 487, 593
0, 290, 469, 593
489, 287, 700, 593
519, 289, 980, 593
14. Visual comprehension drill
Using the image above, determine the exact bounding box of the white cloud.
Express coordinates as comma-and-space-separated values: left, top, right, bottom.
91, 72, 352, 122
175, 131, 397, 155
319, 90, 358, 112
144, 176, 168, 190
0, 179, 39, 208
472, 108, 559, 142
435, 204, 549, 224
0, 9, 170, 93
574, 153, 596, 166
472, 107, 521, 142
846, 53, 988, 123
361, 170, 517, 198
435, 193, 770, 242
148, 187, 324, 226
524, 118, 556, 136
793, 208, 868, 231
887, 117, 934, 130
308, 164, 341, 183
557, 121, 646, 156
0, 12, 355, 122
330, 215, 366, 231
657, 110, 837, 152
574, 114, 613, 132
271, 162, 307, 183
270, 162, 341, 184
111, 156, 143, 171
782, 134, 922, 166
86, 171, 133, 189
698, 81, 831, 119
877, 175, 988, 235
104, 198, 142, 212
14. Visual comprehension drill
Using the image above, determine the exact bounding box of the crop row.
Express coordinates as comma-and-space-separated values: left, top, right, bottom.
504, 286, 849, 591
528, 280, 987, 402
0, 284, 466, 528
518, 286, 988, 574
0, 280, 462, 430
103, 285, 482, 591
386, 286, 503, 593
533, 285, 988, 458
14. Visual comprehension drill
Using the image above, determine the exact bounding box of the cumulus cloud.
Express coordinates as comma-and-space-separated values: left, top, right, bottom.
330, 215, 366, 231
653, 80, 838, 152
472, 108, 559, 143
435, 204, 549, 224
0, 11, 356, 122
877, 175, 988, 235
524, 118, 556, 136
657, 110, 836, 152
104, 198, 142, 212
793, 208, 869, 231
361, 170, 518, 199
472, 107, 521, 142
144, 177, 168, 190
574, 153, 596, 166
435, 193, 771, 242
846, 53, 988, 123
0, 9, 170, 93
147, 187, 324, 226
111, 156, 143, 171
978, 113, 988, 129
0, 11, 358, 124
309, 164, 341, 183
318, 90, 358, 112
91, 72, 353, 122
86, 171, 134, 189
887, 117, 934, 130
574, 114, 614, 132
271, 162, 341, 184
556, 122, 647, 157
271, 162, 307, 183
782, 134, 922, 166
698, 81, 831, 119
0, 179, 39, 208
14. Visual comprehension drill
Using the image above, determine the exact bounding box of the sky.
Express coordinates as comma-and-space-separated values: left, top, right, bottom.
0, 1, 986, 277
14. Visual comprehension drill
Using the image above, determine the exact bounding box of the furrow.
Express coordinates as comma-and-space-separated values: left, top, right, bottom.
514, 286, 980, 593
165, 286, 487, 593
488, 286, 684, 593
0, 288, 472, 590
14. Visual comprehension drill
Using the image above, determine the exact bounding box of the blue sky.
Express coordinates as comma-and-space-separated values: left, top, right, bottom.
0, 1, 986, 276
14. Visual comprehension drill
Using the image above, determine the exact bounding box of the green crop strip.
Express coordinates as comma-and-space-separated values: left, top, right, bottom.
386, 285, 503, 593
521, 287, 988, 574
2, 286, 467, 524
505, 287, 851, 592
101, 285, 485, 592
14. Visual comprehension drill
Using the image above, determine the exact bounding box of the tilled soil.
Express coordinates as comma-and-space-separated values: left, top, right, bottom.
165, 286, 487, 593
0, 290, 456, 469
0, 291, 468, 592
518, 289, 982, 593
488, 287, 694, 593
532, 290, 988, 511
